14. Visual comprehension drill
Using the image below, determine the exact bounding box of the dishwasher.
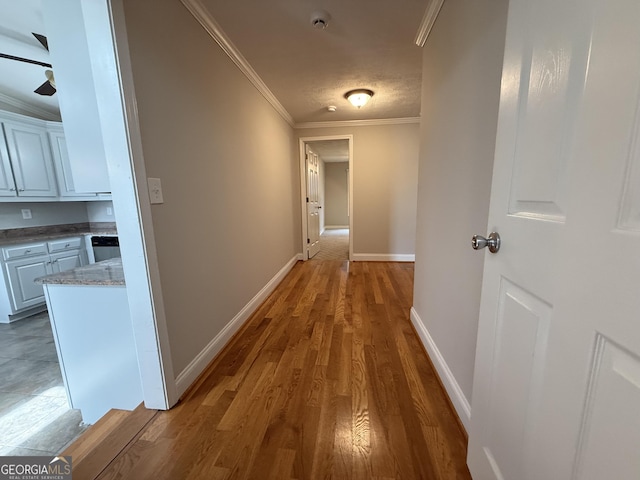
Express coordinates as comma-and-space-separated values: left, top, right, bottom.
90, 236, 121, 262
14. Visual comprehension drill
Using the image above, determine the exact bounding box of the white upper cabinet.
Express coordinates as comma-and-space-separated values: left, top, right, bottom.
48, 127, 91, 198
2, 121, 58, 197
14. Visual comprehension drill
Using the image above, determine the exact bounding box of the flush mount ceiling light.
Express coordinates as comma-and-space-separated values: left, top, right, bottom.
345, 89, 374, 108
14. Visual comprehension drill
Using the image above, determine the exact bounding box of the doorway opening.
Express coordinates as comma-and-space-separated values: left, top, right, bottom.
299, 136, 353, 261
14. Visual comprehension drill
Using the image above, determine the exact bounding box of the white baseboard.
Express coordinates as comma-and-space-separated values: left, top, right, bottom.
175, 254, 300, 397
410, 307, 471, 430
324, 225, 349, 229
352, 253, 415, 262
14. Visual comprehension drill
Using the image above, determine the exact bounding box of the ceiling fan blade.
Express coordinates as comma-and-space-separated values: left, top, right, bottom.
34, 80, 56, 96
32, 33, 49, 51
0, 52, 51, 68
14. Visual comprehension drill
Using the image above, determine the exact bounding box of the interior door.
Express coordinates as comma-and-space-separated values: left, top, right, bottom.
306, 145, 320, 259
467, 0, 640, 478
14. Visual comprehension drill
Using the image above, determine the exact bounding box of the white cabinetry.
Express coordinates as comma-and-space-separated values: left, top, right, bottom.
0, 236, 88, 322
0, 110, 111, 202
48, 127, 109, 200
0, 120, 58, 198
5, 252, 50, 311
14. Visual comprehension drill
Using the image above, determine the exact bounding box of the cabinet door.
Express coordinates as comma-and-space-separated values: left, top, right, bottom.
49, 130, 99, 198
0, 128, 16, 197
51, 250, 87, 273
2, 121, 58, 197
5, 255, 50, 311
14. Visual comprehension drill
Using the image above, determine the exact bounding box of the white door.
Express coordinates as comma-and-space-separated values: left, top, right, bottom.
468, 0, 640, 479
306, 145, 320, 259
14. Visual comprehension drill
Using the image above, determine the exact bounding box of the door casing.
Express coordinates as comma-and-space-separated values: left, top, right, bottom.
298, 135, 354, 261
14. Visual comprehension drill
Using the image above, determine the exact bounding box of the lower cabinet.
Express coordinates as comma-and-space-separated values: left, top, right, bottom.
5, 255, 50, 311
0, 237, 88, 322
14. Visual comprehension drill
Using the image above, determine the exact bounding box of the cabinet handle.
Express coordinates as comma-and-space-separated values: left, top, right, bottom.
9, 187, 15, 191
46, 261, 52, 265
25, 249, 31, 254
65, 243, 70, 248
18, 188, 25, 192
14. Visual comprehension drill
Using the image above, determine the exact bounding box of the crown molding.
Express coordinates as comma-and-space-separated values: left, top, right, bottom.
295, 117, 421, 129
180, 0, 295, 127
0, 92, 61, 121
415, 0, 446, 47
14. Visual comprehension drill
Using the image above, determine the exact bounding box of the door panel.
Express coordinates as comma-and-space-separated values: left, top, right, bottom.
3, 122, 57, 196
6, 257, 49, 311
483, 279, 551, 480
51, 251, 85, 273
574, 336, 640, 479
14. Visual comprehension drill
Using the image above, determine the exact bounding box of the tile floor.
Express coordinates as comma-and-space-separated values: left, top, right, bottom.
0, 311, 87, 456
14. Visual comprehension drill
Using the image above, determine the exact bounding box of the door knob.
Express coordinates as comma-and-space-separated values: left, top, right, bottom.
472, 232, 501, 253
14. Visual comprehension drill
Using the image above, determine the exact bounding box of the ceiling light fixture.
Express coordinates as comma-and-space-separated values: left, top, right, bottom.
345, 89, 374, 108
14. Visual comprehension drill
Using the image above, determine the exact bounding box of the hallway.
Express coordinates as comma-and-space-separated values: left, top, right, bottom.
89, 260, 469, 479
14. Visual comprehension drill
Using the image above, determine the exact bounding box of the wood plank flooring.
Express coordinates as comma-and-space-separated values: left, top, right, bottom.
96, 260, 471, 479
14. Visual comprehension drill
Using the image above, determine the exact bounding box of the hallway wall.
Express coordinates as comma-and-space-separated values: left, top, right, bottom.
411, 0, 509, 427
324, 162, 349, 227
122, 0, 300, 377
297, 123, 419, 259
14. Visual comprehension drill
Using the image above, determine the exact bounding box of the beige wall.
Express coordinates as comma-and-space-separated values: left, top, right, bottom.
297, 124, 419, 256
412, 0, 509, 414
324, 162, 349, 227
123, 1, 300, 375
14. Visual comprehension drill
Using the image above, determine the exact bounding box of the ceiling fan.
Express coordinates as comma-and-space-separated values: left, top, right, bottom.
0, 33, 56, 96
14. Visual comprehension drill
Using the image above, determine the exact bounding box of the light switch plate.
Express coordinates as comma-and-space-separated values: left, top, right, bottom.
147, 177, 164, 204
21, 209, 32, 220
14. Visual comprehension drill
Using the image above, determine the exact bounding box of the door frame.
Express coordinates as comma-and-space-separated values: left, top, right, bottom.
298, 135, 353, 261
47, 0, 178, 409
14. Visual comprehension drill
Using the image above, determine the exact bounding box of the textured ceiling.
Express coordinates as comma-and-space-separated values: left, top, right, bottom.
0, 0, 427, 124
199, 0, 427, 123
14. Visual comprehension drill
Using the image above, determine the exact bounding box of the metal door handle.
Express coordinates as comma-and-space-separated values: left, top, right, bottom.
472, 232, 501, 253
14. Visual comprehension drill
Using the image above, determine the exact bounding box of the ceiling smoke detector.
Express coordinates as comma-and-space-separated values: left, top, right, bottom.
310, 10, 331, 30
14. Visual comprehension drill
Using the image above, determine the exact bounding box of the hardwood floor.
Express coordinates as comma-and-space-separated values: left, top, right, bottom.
96, 261, 471, 479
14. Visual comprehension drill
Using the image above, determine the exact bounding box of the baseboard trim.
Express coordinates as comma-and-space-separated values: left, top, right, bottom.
352, 253, 415, 262
410, 307, 471, 430
175, 254, 300, 397
324, 225, 349, 230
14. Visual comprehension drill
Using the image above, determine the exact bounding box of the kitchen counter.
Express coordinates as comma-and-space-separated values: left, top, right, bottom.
35, 258, 125, 286
39, 256, 141, 424
0, 222, 117, 246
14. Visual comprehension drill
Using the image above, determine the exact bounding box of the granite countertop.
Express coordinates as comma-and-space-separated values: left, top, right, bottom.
0, 222, 117, 246
35, 258, 125, 286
